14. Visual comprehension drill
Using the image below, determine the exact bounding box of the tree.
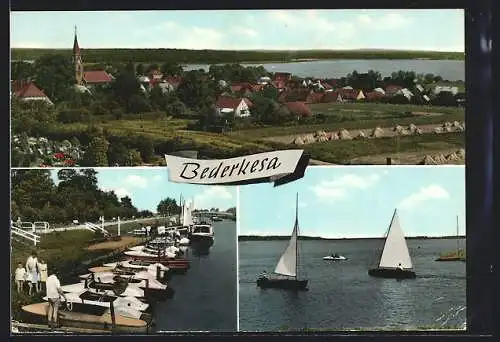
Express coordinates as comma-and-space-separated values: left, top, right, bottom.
111, 71, 143, 108
32, 54, 74, 103
160, 62, 183, 76
11, 98, 57, 135
138, 136, 155, 163
81, 135, 110, 166
136, 63, 145, 75
11, 61, 34, 81
157, 198, 179, 217
176, 70, 216, 111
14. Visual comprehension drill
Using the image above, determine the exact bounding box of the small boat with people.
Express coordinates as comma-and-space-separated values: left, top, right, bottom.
368, 208, 417, 279
257, 193, 308, 291
323, 253, 347, 261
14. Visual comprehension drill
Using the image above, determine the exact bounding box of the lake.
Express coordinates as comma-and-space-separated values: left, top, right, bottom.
238, 238, 466, 331
153, 220, 237, 332
185, 59, 465, 81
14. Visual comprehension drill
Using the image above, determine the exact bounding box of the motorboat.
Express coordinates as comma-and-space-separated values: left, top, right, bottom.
189, 224, 214, 246
61, 281, 145, 299
323, 254, 347, 261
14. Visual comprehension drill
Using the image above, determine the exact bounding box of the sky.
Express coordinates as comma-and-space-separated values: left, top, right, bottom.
239, 166, 466, 239
10, 10, 464, 51
49, 168, 237, 212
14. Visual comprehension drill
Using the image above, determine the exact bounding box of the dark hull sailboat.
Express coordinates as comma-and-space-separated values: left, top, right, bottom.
435, 216, 465, 262
257, 193, 308, 291
257, 276, 308, 291
368, 268, 416, 279
368, 209, 417, 280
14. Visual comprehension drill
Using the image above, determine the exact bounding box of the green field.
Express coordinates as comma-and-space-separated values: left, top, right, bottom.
11, 48, 465, 64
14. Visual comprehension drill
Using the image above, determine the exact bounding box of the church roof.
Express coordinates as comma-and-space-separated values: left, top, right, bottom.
73, 32, 80, 55
84, 70, 113, 84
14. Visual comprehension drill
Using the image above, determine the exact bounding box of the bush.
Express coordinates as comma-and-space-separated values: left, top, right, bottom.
57, 108, 92, 123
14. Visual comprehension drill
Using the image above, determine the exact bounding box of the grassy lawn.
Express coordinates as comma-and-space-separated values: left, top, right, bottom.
308, 102, 463, 115
302, 132, 464, 164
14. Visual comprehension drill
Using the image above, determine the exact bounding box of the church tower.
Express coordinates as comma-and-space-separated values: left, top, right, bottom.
73, 26, 84, 85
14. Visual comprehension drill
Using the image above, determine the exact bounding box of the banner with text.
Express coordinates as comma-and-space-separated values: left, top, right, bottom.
165, 150, 309, 186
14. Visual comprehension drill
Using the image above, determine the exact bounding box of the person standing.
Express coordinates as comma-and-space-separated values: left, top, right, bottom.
38, 259, 48, 291
45, 269, 67, 328
26, 252, 40, 294
15, 262, 26, 293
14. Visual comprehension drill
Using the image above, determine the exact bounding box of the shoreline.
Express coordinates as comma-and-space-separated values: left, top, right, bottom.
238, 235, 466, 241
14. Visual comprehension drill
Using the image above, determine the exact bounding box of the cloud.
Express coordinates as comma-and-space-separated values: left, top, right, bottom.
125, 175, 148, 188
310, 173, 381, 200
399, 184, 450, 209
194, 186, 234, 210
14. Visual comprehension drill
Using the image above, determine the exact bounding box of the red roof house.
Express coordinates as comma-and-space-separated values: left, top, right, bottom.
11, 80, 53, 105
321, 91, 343, 103
215, 97, 253, 117
83, 70, 113, 85
338, 88, 365, 101
385, 85, 403, 96
364, 91, 386, 102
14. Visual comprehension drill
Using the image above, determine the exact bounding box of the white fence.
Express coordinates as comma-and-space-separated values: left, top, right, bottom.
84, 222, 109, 236
11, 226, 40, 246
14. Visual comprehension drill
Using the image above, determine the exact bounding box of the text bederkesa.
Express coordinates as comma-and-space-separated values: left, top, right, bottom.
179, 156, 282, 181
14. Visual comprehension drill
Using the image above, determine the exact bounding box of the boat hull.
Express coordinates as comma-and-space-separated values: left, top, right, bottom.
256, 277, 308, 291
323, 257, 347, 261
21, 303, 149, 334
435, 257, 466, 262
189, 234, 214, 247
123, 257, 190, 273
368, 268, 416, 279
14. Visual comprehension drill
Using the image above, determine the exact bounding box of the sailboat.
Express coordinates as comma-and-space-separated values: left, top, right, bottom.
436, 215, 465, 261
256, 193, 308, 291
368, 209, 416, 279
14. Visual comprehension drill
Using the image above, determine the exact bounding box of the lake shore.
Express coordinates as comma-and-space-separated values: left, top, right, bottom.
10, 48, 465, 64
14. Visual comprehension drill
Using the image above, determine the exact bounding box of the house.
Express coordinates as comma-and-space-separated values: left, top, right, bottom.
283, 101, 312, 118
149, 69, 163, 81
11, 80, 53, 105
278, 89, 323, 104
274, 72, 292, 82
385, 85, 403, 96
271, 80, 287, 91
258, 76, 271, 84
338, 88, 365, 101
83, 70, 114, 86
215, 97, 253, 117
321, 91, 343, 103
433, 86, 459, 96
230, 83, 254, 96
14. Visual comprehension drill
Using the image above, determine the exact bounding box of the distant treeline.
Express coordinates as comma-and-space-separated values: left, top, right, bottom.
11, 48, 464, 64
238, 235, 466, 241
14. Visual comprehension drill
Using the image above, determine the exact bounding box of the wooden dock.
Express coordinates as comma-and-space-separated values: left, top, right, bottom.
12, 321, 112, 334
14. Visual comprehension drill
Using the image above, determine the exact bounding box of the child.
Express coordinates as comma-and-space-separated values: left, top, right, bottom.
15, 263, 26, 294
38, 260, 48, 291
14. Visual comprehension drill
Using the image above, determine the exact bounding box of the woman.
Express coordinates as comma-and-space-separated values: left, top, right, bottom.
38, 260, 48, 291
26, 252, 40, 295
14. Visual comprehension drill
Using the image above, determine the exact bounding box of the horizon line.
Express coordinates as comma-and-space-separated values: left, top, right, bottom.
10, 47, 465, 53
239, 234, 466, 239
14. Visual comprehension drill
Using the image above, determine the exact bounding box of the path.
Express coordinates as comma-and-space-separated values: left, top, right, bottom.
87, 236, 140, 251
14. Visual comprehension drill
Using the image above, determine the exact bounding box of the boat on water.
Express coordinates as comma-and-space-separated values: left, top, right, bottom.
61, 280, 146, 298
189, 224, 214, 246
212, 216, 223, 222
257, 193, 308, 291
122, 257, 190, 274
323, 253, 347, 261
21, 302, 150, 334
368, 209, 416, 279
436, 215, 465, 262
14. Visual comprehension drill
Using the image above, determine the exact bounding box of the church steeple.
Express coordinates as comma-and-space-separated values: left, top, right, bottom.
73, 26, 80, 55
73, 26, 84, 85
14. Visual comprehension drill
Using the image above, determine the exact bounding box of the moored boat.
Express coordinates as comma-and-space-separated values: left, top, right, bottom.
323, 254, 347, 261
21, 302, 150, 334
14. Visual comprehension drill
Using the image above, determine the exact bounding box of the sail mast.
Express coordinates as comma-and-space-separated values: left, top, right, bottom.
295, 192, 299, 280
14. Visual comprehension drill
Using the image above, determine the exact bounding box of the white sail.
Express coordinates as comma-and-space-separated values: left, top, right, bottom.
378, 209, 413, 269
274, 219, 298, 277
182, 200, 194, 226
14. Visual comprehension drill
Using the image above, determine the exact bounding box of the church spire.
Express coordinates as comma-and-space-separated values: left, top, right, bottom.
73, 25, 80, 55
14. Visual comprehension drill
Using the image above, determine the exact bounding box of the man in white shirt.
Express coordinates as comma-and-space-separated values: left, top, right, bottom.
45, 269, 67, 328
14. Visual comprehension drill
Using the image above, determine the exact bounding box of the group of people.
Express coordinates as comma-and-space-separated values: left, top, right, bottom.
14, 251, 48, 295
14, 251, 67, 328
